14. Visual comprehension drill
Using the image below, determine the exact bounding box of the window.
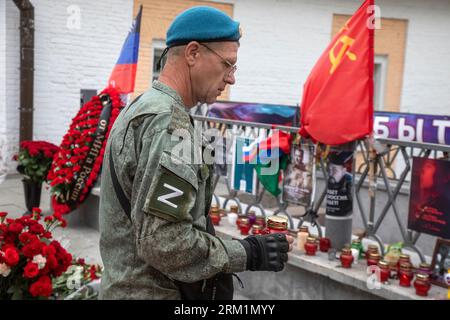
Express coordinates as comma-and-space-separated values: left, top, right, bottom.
152, 39, 167, 83
374, 55, 388, 111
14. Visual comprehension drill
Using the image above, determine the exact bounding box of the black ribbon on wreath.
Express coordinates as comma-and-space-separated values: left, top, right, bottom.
65, 93, 112, 210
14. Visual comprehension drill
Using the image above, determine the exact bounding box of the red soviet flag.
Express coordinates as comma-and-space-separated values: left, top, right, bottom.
299, 0, 374, 145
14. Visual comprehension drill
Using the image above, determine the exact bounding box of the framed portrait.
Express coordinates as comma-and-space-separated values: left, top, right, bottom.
430, 238, 450, 288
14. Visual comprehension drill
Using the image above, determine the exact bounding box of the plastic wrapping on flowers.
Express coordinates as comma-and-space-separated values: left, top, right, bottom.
52, 258, 102, 300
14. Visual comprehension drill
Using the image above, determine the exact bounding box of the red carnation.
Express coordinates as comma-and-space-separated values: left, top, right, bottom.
4, 247, 20, 266
24, 262, 40, 279
0, 212, 7, 218
22, 240, 44, 258
8, 222, 24, 234
42, 245, 56, 257
29, 223, 45, 235
19, 232, 38, 244
29, 276, 53, 297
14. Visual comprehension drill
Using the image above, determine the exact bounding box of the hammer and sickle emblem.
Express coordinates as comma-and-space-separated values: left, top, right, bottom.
329, 35, 357, 74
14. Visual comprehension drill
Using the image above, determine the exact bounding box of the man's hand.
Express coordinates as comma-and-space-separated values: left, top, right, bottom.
239, 233, 293, 272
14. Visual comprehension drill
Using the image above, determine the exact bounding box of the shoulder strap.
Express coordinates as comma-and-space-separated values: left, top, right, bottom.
109, 145, 132, 221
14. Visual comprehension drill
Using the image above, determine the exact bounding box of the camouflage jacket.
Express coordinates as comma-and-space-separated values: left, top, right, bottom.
99, 81, 247, 299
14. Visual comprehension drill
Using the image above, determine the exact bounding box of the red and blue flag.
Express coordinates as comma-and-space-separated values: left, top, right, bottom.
108, 5, 142, 94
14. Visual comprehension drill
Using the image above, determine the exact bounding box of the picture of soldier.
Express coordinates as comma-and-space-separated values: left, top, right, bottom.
283, 143, 315, 207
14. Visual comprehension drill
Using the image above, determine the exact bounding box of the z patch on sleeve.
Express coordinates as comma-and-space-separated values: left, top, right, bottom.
143, 152, 198, 222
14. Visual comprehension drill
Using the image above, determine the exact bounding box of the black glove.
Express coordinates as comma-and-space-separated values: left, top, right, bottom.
238, 233, 289, 272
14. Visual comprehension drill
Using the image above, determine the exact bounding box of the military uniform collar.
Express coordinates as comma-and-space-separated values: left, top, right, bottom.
152, 80, 186, 108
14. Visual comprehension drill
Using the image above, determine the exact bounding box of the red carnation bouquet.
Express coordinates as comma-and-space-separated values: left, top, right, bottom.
47, 87, 124, 216
15, 141, 59, 184
0, 208, 73, 299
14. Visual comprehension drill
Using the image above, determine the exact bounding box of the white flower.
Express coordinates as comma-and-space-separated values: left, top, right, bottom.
66, 275, 81, 290
32, 254, 47, 270
0, 263, 11, 277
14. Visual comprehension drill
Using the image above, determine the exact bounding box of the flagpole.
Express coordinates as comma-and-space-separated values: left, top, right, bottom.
367, 135, 378, 243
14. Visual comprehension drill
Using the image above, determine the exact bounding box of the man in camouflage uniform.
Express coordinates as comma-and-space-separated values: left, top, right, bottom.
99, 6, 293, 300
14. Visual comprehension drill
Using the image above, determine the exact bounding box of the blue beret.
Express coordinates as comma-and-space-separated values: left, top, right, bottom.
166, 6, 241, 47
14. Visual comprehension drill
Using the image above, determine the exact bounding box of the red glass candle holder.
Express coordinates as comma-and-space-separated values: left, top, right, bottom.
210, 214, 221, 226
305, 237, 318, 256
414, 274, 431, 296
236, 215, 247, 228
266, 216, 289, 234
251, 224, 263, 235
397, 254, 411, 273
340, 248, 354, 268
399, 266, 413, 287
365, 244, 379, 260
319, 237, 331, 253
240, 223, 251, 235
378, 260, 390, 282
367, 252, 381, 267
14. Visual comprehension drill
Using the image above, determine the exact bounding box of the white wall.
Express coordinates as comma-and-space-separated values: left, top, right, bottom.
4, 0, 20, 172
231, 0, 450, 116
2, 0, 133, 171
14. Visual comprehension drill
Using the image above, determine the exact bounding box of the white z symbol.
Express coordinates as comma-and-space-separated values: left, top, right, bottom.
157, 183, 183, 208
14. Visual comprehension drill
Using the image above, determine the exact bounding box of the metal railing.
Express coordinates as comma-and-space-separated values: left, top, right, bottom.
192, 113, 450, 261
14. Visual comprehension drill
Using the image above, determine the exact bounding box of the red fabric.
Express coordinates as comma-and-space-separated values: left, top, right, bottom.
299, 0, 374, 145
107, 63, 137, 94
259, 130, 292, 155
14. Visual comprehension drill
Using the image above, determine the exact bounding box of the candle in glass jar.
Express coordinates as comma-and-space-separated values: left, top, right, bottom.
398, 262, 413, 287
251, 224, 263, 235
228, 205, 239, 227
414, 273, 431, 296
351, 238, 364, 259
378, 260, 390, 283
255, 216, 266, 228
319, 237, 331, 253
266, 216, 289, 234
236, 214, 247, 228
239, 217, 251, 235
367, 252, 381, 267
340, 248, 354, 268
210, 206, 221, 225
304, 237, 318, 256
297, 226, 309, 253
417, 262, 432, 278
365, 244, 379, 260
397, 254, 411, 273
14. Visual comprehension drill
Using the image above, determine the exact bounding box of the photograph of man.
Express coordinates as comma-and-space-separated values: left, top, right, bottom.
326, 151, 353, 217
283, 144, 315, 206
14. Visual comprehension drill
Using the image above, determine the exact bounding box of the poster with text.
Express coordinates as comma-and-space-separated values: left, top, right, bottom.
326, 151, 354, 217
408, 157, 450, 239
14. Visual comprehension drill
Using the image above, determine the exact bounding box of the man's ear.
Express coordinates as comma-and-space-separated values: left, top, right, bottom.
185, 41, 201, 66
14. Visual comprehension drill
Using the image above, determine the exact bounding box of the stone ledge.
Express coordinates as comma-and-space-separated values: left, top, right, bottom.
215, 220, 448, 300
